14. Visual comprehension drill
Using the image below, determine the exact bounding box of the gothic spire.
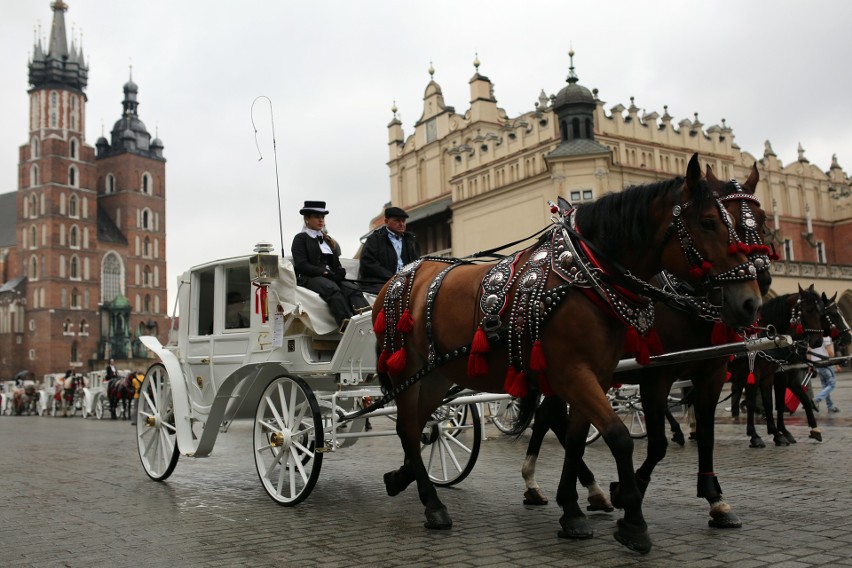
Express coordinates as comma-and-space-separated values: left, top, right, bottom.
28, 1, 89, 92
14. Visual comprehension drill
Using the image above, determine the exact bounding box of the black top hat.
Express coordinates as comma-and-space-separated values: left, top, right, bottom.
300, 200, 329, 215
384, 206, 409, 219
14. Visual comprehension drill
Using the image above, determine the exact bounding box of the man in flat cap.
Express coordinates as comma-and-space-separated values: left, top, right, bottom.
359, 206, 421, 294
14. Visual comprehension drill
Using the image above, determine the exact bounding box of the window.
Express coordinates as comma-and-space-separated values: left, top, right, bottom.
79, 319, 88, 335
30, 195, 38, 218
30, 226, 37, 249
225, 265, 251, 330
71, 341, 79, 363
144, 294, 151, 313
63, 319, 72, 334
69, 226, 79, 248
70, 288, 79, 309
30, 256, 38, 280
106, 173, 115, 193
70, 97, 78, 131
31, 137, 39, 158
70, 139, 77, 159
143, 237, 151, 258
583, 190, 593, 200
69, 195, 78, 217
102, 252, 123, 303
30, 164, 39, 187
143, 265, 151, 287
783, 238, 794, 261
29, 319, 36, 331
69, 166, 77, 187
817, 242, 826, 264
141, 209, 151, 230
50, 92, 58, 128
70, 255, 79, 279
195, 268, 215, 335
29, 349, 36, 361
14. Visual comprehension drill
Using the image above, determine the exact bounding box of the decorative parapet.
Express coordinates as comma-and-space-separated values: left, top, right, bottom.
770, 261, 852, 280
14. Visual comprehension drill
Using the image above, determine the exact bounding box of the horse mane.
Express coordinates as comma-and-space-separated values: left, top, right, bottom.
758, 293, 794, 329
573, 175, 716, 259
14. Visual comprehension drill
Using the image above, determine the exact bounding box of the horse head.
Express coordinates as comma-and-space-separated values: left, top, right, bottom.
794, 284, 826, 349
822, 291, 852, 347
708, 163, 773, 297
661, 154, 762, 327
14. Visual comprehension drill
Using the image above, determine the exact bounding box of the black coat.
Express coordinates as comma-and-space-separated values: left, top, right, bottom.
291, 232, 346, 285
359, 228, 421, 292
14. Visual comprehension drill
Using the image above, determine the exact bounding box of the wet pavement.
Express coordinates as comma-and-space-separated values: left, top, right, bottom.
1, 376, 851, 567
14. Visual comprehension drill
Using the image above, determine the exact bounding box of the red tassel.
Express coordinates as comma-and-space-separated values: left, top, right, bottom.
505, 370, 527, 398
711, 321, 728, 345
550, 205, 559, 214
769, 252, 780, 261
747, 371, 756, 385
727, 244, 738, 255
701, 261, 713, 273
538, 372, 555, 397
467, 352, 488, 377
471, 326, 490, 354
831, 328, 840, 339
624, 326, 640, 353
530, 340, 547, 371
377, 349, 391, 372
646, 329, 664, 356
725, 371, 732, 382
737, 242, 750, 255
794, 324, 804, 335
396, 309, 414, 333
689, 267, 704, 280
728, 327, 743, 342
386, 348, 407, 375
373, 309, 387, 334
503, 366, 518, 394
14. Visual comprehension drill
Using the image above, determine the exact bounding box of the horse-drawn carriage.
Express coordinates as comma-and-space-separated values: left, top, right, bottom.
137, 243, 491, 504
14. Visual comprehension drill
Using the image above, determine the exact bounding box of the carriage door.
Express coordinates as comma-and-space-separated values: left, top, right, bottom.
185, 266, 216, 407
209, 262, 251, 389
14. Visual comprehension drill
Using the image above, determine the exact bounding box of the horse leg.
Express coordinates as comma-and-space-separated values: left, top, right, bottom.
760, 379, 786, 446
692, 369, 742, 528
521, 396, 558, 506
555, 411, 595, 539
773, 379, 794, 445
625, 384, 669, 508
666, 406, 685, 446
745, 382, 764, 448
790, 379, 821, 441
730, 375, 743, 418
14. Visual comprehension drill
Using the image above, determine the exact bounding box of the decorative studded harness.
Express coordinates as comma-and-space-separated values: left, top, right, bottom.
369, 190, 759, 408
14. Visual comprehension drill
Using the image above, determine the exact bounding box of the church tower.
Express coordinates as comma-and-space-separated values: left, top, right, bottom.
19, 0, 99, 373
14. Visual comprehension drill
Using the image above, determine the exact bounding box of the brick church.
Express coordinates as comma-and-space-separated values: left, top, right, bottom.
0, 1, 169, 379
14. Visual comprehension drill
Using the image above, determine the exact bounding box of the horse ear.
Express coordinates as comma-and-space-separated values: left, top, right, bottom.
705, 163, 719, 185
798, 283, 804, 294
684, 153, 702, 198
741, 162, 759, 194
830, 292, 838, 303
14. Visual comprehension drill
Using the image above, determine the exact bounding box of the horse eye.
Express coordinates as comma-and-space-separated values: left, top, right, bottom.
700, 217, 717, 231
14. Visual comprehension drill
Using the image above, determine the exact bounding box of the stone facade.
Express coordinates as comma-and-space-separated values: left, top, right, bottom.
385, 54, 852, 317
0, 1, 169, 380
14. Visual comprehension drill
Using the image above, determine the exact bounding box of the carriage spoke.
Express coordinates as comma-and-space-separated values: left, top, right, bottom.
438, 435, 463, 473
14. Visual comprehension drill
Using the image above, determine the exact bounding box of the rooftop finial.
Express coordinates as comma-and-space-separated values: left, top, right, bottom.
566, 47, 578, 84
428, 60, 435, 78
391, 100, 398, 118
473, 51, 480, 71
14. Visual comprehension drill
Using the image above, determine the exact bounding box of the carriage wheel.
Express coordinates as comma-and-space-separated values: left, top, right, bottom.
137, 364, 179, 481
489, 397, 521, 434
617, 398, 648, 439
95, 394, 105, 420
422, 402, 481, 487
254, 375, 324, 506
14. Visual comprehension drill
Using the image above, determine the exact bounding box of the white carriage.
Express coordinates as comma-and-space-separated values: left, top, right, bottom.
137, 243, 488, 505
81, 370, 110, 419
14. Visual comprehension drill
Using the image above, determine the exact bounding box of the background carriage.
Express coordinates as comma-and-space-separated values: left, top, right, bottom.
135, 243, 490, 505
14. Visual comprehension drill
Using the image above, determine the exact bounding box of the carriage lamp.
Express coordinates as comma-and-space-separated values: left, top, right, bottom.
250, 241, 279, 284
251, 242, 279, 323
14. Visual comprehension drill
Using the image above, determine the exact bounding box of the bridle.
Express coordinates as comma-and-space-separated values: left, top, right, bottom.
718, 180, 772, 277
660, 191, 758, 288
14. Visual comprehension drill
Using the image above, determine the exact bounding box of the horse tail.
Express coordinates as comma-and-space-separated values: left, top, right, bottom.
506, 389, 539, 438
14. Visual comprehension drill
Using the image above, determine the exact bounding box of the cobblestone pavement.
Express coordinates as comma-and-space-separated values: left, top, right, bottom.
1, 378, 851, 567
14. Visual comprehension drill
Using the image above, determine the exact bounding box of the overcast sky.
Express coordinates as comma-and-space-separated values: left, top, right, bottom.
3, 1, 852, 312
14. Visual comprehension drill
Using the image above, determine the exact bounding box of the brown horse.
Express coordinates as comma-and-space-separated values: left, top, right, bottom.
373, 154, 762, 553
520, 164, 774, 529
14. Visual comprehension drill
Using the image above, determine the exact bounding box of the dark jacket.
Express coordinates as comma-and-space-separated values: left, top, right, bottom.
359, 227, 421, 293
291, 232, 346, 285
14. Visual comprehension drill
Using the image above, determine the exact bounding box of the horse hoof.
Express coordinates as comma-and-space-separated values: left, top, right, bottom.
784, 433, 797, 444
613, 519, 652, 554
749, 437, 765, 449
523, 488, 548, 506
383, 472, 402, 497
809, 430, 822, 442
773, 435, 789, 447
424, 507, 452, 530
587, 493, 614, 512
671, 431, 685, 447
709, 512, 742, 528
558, 516, 594, 539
